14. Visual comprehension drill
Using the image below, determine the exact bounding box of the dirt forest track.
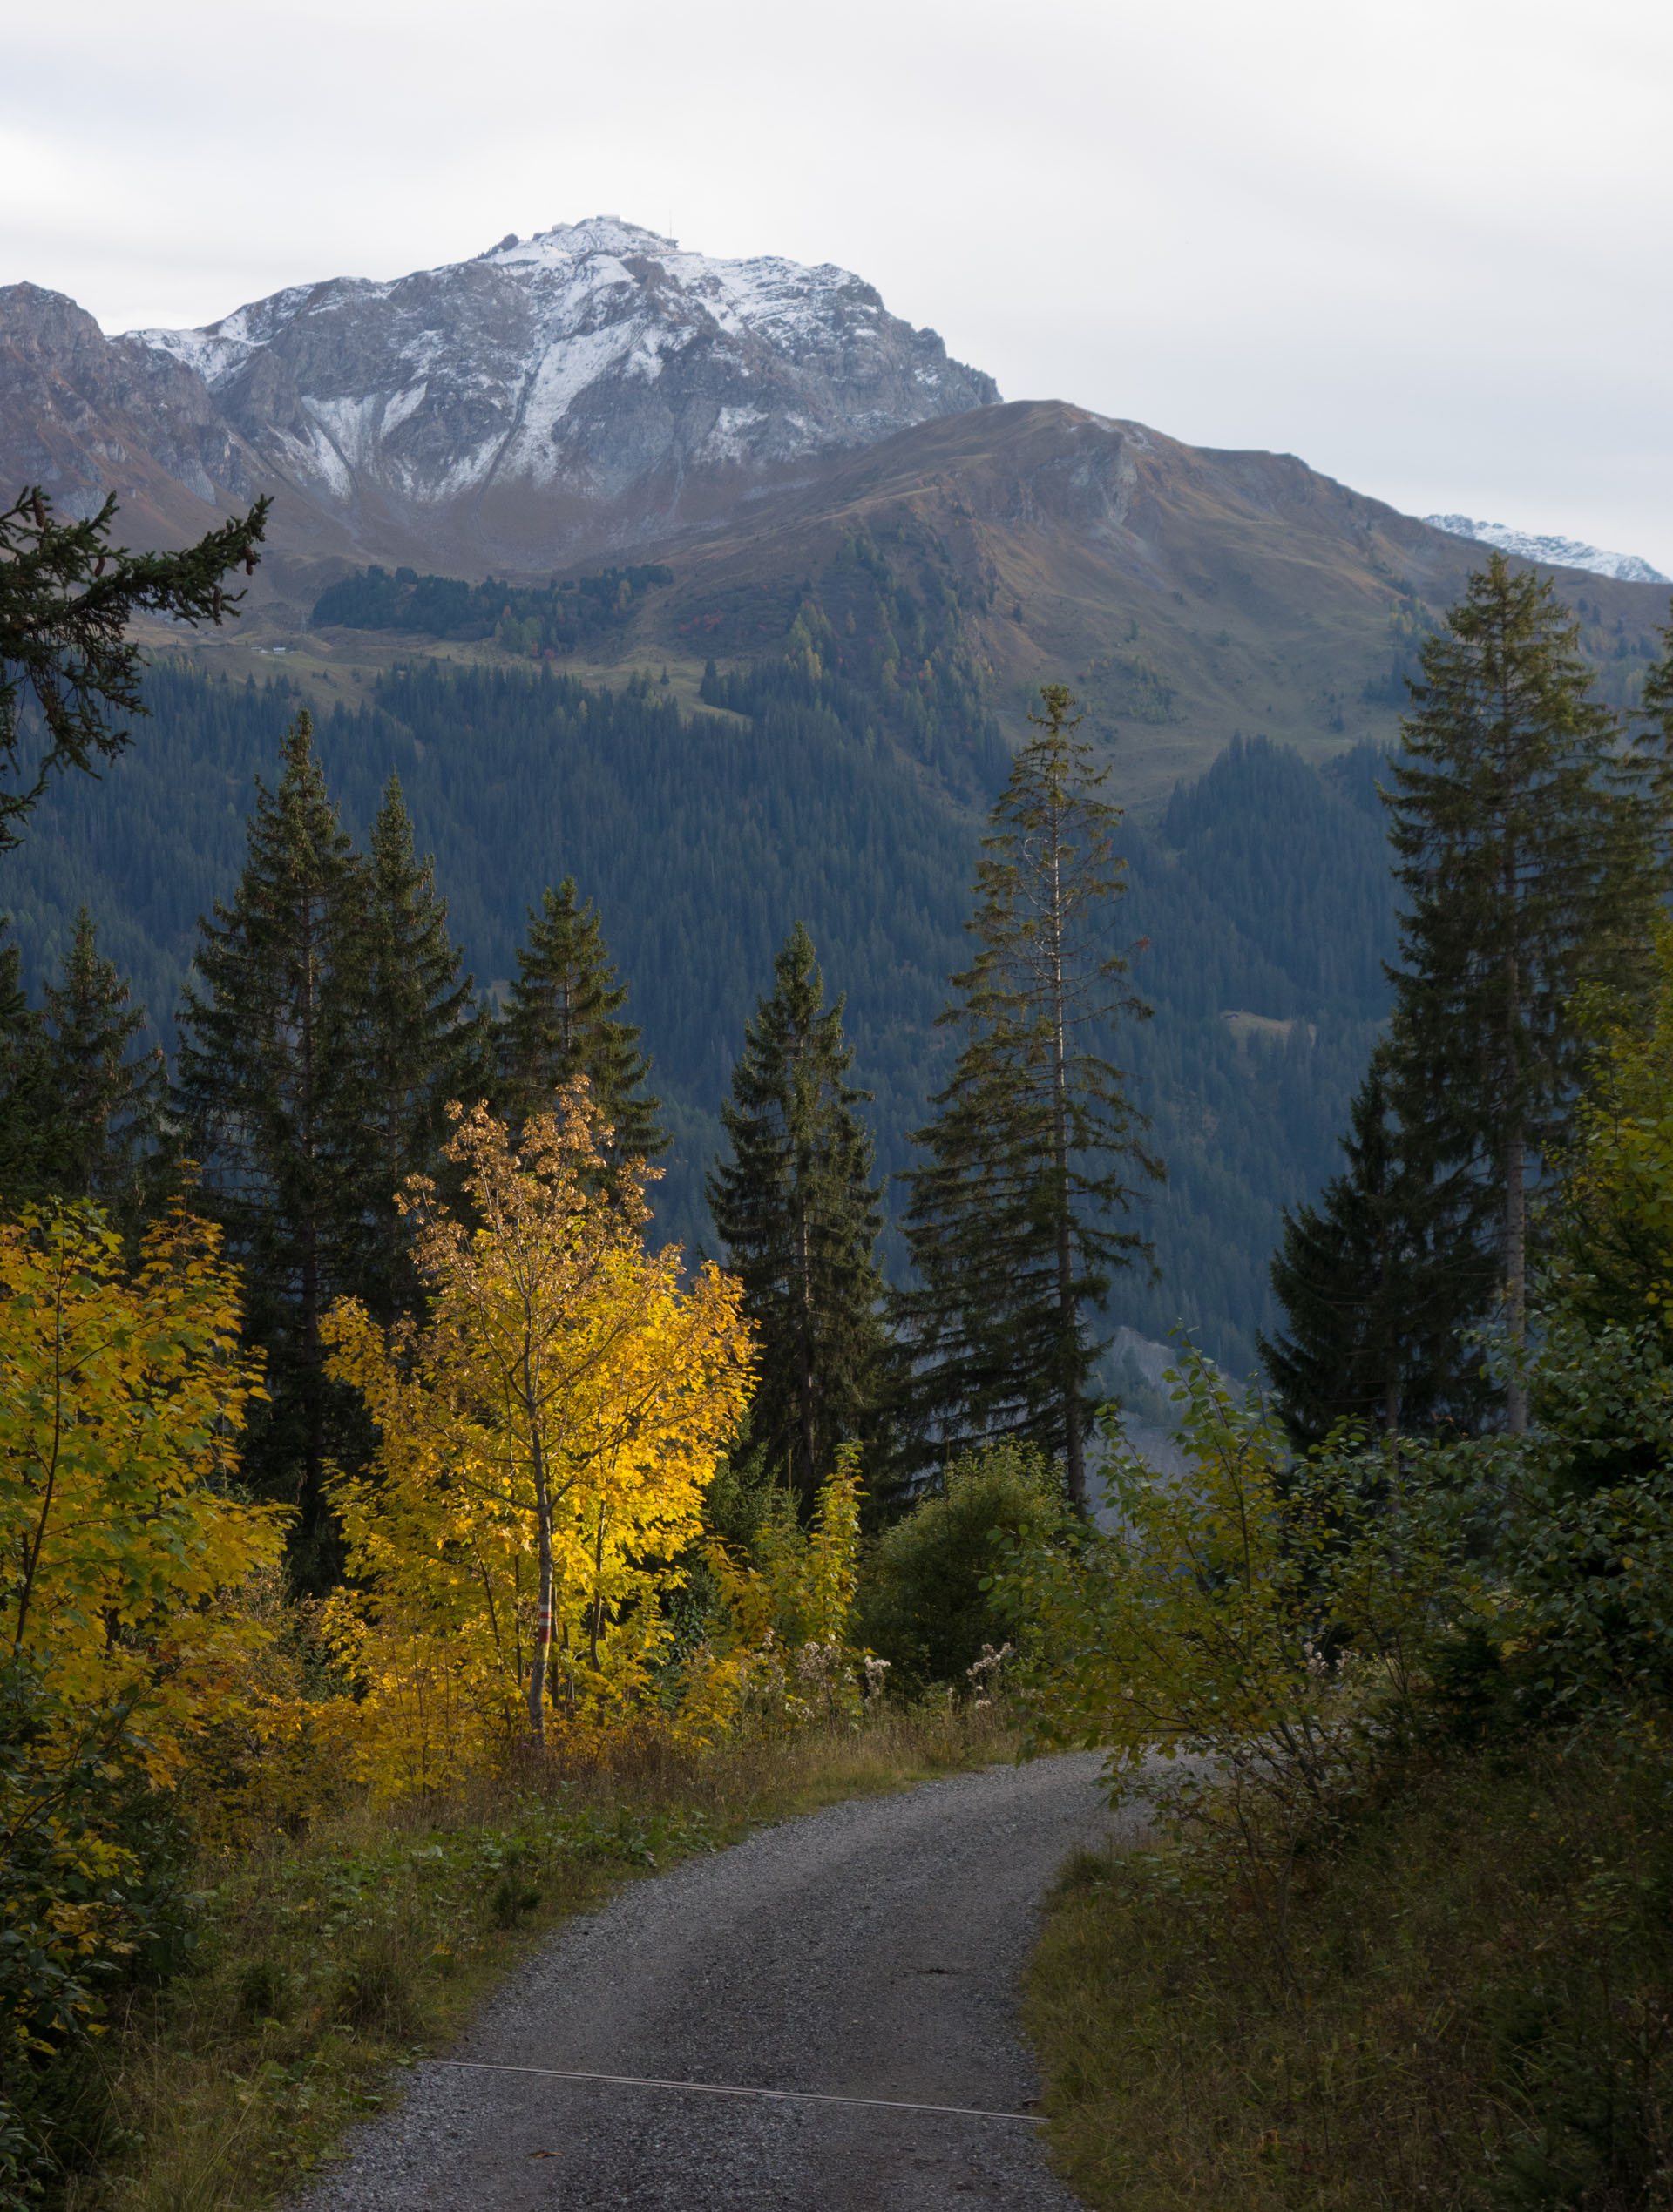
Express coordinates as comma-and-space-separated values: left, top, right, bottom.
289, 1754, 1127, 2210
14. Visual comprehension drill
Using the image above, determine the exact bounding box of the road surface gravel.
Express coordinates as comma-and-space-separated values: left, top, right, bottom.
290, 1753, 1124, 2211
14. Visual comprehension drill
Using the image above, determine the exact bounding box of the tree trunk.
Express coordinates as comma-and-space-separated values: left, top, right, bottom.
299, 903, 323, 1515
1046, 834, 1086, 1511
795, 1189, 816, 1519
526, 1382, 552, 1742
527, 1530, 552, 1742
1503, 837, 1527, 1434
1505, 1126, 1527, 1433
1055, 1184, 1084, 1509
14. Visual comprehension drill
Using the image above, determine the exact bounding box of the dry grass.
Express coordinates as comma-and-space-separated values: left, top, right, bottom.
51, 1704, 1019, 2212
1024, 1738, 1673, 2212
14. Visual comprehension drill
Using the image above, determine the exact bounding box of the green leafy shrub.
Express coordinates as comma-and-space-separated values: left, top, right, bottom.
0, 1670, 203, 2202
1014, 1309, 1673, 2205
1028, 1738, 1673, 2211
855, 1442, 1060, 1689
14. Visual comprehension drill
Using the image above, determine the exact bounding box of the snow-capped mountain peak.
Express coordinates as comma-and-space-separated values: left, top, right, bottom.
112, 220, 998, 558
1426, 514, 1668, 586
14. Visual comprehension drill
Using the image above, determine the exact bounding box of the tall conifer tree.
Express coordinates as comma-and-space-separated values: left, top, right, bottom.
37, 908, 167, 1214
896, 686, 1161, 1507
1636, 605, 1673, 822
0, 913, 166, 1214
1382, 555, 1665, 1430
708, 923, 886, 1514
175, 713, 376, 1569
499, 878, 665, 1171
1261, 1053, 1497, 1450
360, 775, 483, 1317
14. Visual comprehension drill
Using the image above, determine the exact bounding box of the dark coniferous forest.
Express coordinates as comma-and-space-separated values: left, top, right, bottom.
0, 654, 1396, 1373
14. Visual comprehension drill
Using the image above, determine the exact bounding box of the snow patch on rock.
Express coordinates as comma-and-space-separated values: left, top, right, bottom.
121, 218, 999, 523
1426, 513, 1668, 585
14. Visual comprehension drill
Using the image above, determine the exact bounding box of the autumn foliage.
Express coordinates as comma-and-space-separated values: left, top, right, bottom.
0, 1201, 288, 1777
0, 1201, 292, 2047
322, 1092, 755, 1793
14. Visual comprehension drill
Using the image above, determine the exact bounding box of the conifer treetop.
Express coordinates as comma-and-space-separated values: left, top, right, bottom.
1385, 553, 1663, 1174
708, 920, 885, 1514
1378, 553, 1669, 1432
501, 876, 666, 1165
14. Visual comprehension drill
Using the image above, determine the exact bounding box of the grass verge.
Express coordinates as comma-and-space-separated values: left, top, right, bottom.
1025, 1736, 1673, 2210
56, 1704, 1019, 2212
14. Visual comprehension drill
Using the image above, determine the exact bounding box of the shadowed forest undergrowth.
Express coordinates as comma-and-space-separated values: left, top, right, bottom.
1028, 1740, 1673, 2211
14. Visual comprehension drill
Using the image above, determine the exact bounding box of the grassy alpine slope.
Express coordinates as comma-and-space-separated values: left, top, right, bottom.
215, 402, 1673, 802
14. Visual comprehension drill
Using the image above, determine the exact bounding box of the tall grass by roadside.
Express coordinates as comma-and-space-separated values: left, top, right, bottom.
51, 1703, 1018, 2212
1026, 1736, 1673, 2211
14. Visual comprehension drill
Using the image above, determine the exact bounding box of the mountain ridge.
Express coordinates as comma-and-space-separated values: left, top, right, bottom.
1424, 512, 1667, 585
4, 227, 1668, 809
272, 401, 1670, 806
0, 220, 997, 572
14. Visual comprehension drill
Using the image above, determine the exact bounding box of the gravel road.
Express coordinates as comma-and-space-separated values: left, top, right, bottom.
290, 1753, 1125, 2211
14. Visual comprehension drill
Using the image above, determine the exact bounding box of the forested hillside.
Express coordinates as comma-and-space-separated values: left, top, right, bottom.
7, 207, 1673, 2212
2, 657, 1395, 1370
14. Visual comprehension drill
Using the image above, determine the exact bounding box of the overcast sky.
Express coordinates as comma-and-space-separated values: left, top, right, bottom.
6, 0, 1670, 568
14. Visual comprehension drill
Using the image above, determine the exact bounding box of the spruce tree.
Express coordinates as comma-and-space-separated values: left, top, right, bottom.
37, 908, 167, 1216
1383, 555, 1666, 1430
175, 713, 376, 1573
0, 923, 51, 1201
708, 923, 886, 1515
896, 685, 1161, 1508
360, 775, 483, 1317
1636, 605, 1673, 824
499, 877, 665, 1169
1261, 1053, 1498, 1450
0, 911, 166, 1214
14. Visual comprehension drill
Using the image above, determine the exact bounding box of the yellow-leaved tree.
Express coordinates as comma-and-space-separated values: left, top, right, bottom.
0, 1201, 288, 2044
322, 1092, 753, 1792
0, 1201, 284, 1774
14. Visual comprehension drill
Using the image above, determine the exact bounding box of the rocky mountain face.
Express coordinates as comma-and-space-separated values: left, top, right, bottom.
0, 281, 273, 544
0, 219, 998, 567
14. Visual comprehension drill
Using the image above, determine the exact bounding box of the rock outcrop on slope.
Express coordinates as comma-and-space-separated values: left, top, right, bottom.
0, 220, 998, 566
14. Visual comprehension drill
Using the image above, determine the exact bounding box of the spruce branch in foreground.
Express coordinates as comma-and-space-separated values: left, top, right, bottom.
0, 484, 268, 850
